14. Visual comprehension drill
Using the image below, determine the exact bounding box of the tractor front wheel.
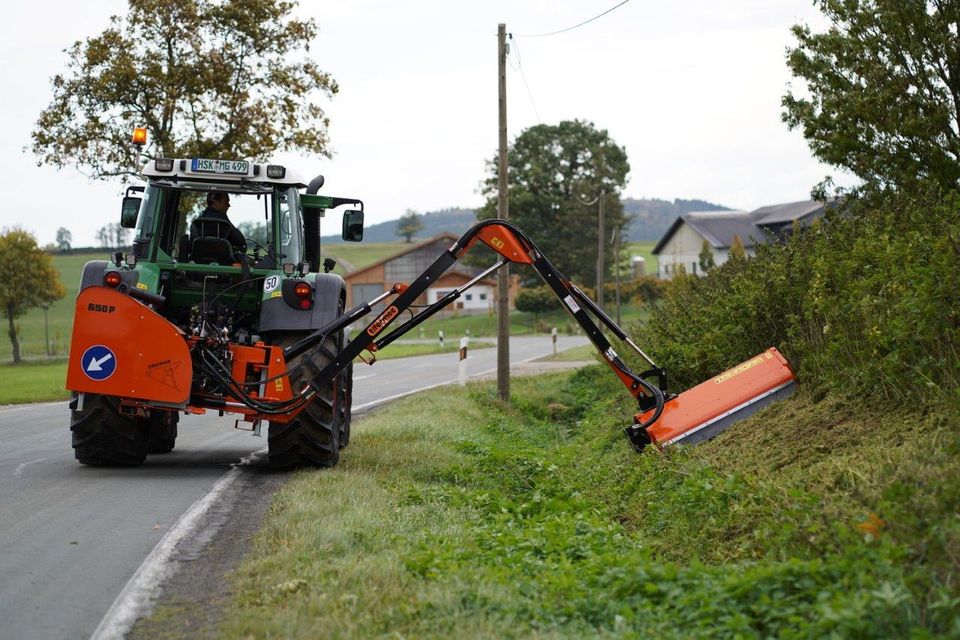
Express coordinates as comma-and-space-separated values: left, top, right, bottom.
146, 410, 178, 454
70, 393, 148, 466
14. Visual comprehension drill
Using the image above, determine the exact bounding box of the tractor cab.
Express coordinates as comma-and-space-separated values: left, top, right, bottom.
76, 157, 365, 355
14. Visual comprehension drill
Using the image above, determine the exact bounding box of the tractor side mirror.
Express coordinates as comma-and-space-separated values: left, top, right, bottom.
342, 209, 364, 242
120, 196, 141, 229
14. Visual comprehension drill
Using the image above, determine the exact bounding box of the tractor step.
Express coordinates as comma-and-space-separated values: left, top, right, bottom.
637, 348, 796, 447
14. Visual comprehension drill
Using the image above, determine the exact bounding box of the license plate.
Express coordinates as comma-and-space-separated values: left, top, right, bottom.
190, 158, 249, 175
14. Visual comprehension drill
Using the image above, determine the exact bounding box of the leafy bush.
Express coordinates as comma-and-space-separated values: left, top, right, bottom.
630, 186, 960, 407
606, 275, 664, 306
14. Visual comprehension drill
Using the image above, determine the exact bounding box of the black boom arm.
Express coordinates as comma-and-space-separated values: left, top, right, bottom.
282, 220, 668, 447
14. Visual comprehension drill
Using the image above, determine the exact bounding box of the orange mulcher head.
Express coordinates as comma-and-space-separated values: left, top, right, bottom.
630, 348, 797, 449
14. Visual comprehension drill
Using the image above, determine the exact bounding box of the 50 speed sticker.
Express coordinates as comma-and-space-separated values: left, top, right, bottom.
263, 275, 281, 292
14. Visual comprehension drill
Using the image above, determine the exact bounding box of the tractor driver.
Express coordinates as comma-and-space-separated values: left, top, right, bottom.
189, 191, 246, 257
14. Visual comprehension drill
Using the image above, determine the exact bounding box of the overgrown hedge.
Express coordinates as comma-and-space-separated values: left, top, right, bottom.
630, 187, 960, 408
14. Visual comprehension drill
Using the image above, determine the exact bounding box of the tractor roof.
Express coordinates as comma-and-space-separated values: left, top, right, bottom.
140, 157, 308, 189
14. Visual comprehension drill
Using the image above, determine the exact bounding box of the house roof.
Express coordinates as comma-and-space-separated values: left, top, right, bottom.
341, 233, 462, 280
652, 199, 827, 254
652, 211, 756, 254
752, 200, 825, 226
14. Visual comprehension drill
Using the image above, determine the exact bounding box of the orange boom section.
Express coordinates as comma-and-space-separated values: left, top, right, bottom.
637, 348, 796, 447
66, 287, 192, 404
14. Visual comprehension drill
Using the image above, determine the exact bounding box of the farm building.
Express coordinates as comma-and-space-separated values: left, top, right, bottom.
653, 199, 829, 278
342, 234, 514, 312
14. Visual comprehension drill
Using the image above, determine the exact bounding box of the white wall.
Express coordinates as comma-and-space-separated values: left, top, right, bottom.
656, 222, 756, 279
427, 284, 494, 310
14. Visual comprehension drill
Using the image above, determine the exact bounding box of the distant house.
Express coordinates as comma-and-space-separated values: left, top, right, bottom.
652, 199, 829, 278
342, 234, 506, 312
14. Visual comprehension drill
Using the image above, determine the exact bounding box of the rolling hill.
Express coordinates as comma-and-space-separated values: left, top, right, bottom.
322, 198, 731, 245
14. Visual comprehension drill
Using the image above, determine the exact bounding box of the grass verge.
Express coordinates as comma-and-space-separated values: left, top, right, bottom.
367, 340, 494, 361
217, 366, 959, 638
0, 360, 69, 405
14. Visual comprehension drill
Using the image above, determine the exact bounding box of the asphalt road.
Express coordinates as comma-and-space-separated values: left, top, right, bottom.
0, 334, 588, 640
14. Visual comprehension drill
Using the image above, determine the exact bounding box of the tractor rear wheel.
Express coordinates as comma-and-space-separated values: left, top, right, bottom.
338, 362, 353, 449
146, 410, 178, 454
267, 333, 344, 468
70, 393, 148, 466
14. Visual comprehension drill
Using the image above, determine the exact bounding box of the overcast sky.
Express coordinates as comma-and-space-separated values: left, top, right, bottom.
0, 0, 845, 247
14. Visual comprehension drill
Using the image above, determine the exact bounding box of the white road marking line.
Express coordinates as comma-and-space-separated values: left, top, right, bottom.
13, 458, 48, 477
353, 374, 376, 380
0, 400, 69, 414
90, 449, 266, 640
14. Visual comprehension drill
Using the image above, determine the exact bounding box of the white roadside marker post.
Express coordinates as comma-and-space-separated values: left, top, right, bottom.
458, 336, 469, 386
439, 330, 444, 349
552, 327, 558, 356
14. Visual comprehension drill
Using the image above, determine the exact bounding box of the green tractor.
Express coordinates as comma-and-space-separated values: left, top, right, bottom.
66, 156, 364, 468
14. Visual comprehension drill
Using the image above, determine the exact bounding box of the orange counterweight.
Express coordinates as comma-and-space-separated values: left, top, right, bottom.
66, 287, 192, 404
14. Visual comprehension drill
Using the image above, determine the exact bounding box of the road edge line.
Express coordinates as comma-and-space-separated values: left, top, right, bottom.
89, 458, 250, 640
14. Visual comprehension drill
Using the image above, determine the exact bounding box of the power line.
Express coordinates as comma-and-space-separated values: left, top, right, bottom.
516, 0, 631, 38
508, 35, 541, 123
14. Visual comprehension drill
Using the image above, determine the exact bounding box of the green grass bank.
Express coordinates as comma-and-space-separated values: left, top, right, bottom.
216, 367, 958, 638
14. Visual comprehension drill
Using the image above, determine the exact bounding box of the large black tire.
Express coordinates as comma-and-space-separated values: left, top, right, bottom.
70, 393, 148, 466
267, 334, 343, 468
338, 362, 353, 449
146, 410, 179, 454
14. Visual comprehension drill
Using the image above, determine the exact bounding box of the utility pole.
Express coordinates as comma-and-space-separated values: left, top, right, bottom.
612, 226, 622, 325
596, 189, 605, 310
496, 23, 510, 401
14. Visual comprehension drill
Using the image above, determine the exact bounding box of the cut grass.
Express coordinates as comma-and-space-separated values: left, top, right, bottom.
0, 360, 69, 404
217, 366, 959, 637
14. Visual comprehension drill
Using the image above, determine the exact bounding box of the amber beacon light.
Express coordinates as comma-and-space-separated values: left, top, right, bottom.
131, 127, 148, 146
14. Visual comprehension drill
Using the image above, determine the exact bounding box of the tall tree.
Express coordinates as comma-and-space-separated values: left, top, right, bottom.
698, 239, 715, 273
55, 227, 72, 253
0, 229, 67, 363
783, 0, 960, 192
396, 209, 424, 243
729, 235, 746, 262
32, 0, 337, 180
479, 120, 630, 285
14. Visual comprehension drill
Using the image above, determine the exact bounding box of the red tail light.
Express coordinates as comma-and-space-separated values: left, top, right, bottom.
104, 272, 122, 288
294, 283, 312, 298
293, 282, 313, 310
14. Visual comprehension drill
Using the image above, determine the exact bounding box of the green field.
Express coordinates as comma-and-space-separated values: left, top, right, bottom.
322, 241, 408, 275
0, 360, 69, 404
625, 241, 657, 276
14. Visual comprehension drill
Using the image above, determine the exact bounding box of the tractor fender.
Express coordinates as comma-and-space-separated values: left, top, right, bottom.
79, 260, 139, 292
259, 273, 346, 334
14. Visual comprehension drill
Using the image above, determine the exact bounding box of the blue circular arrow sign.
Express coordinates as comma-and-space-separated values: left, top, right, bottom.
81, 345, 117, 381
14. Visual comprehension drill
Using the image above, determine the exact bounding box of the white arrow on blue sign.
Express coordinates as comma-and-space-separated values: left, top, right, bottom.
81, 345, 117, 381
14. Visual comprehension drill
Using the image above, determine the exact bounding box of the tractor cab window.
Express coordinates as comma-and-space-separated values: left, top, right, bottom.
277, 187, 303, 265
133, 186, 158, 245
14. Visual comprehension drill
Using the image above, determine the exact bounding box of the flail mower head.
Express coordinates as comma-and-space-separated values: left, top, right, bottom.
627, 347, 796, 450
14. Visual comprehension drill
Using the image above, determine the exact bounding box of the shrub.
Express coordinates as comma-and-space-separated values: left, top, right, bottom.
628, 186, 960, 407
